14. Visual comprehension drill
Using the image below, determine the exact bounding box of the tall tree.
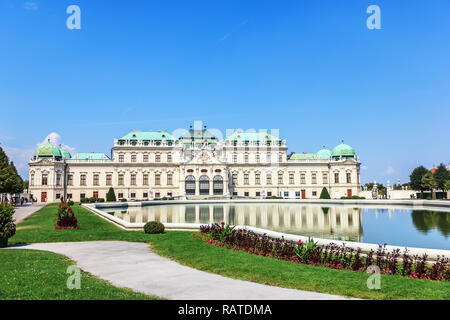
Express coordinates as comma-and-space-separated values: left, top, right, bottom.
0, 147, 10, 196
421, 172, 437, 197
434, 163, 450, 192
409, 166, 428, 195
8, 162, 24, 195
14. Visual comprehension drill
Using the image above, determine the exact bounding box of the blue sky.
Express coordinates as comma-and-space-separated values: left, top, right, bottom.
1, 0, 449, 183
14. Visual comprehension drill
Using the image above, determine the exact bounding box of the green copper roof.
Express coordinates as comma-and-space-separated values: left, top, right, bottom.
225, 131, 281, 141
119, 130, 175, 141
59, 147, 72, 159
317, 146, 332, 159
73, 153, 110, 160
331, 140, 356, 157
289, 153, 320, 160
180, 129, 217, 140
35, 141, 62, 158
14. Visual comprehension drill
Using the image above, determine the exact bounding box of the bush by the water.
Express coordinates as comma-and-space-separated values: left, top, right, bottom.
106, 187, 116, 202
320, 187, 331, 199
144, 221, 165, 234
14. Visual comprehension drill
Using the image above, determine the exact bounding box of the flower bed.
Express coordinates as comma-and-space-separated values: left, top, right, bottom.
200, 223, 450, 281
55, 200, 78, 230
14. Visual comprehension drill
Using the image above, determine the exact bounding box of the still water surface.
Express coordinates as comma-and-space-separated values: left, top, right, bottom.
104, 203, 450, 250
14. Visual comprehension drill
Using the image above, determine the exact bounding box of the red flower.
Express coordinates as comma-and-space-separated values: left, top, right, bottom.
297, 240, 303, 246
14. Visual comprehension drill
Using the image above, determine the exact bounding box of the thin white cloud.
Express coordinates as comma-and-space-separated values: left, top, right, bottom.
37, 132, 76, 153
217, 19, 249, 44
23, 2, 38, 11
3, 146, 35, 179
384, 166, 395, 175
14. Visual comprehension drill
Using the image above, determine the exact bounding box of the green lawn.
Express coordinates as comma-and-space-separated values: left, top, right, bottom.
0, 249, 158, 300
8, 203, 450, 300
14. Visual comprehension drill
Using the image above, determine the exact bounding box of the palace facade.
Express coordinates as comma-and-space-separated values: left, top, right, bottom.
28, 125, 361, 202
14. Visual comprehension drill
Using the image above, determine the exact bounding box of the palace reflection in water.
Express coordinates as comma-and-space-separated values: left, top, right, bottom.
107, 204, 363, 241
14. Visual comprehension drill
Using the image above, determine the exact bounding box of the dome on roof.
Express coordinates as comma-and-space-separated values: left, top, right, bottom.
34, 140, 62, 158
331, 140, 356, 158
317, 146, 332, 159
59, 146, 72, 159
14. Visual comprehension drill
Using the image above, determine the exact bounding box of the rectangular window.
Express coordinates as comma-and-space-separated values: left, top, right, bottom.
143, 174, 149, 186
312, 191, 317, 197
56, 193, 61, 199
143, 192, 148, 198
255, 173, 261, 185
233, 153, 237, 163
155, 154, 161, 163
267, 191, 272, 197
323, 172, 328, 184
42, 174, 48, 186
256, 192, 260, 197
131, 154, 137, 162
167, 173, 173, 185
119, 154, 124, 163
300, 173, 306, 184
347, 172, 352, 184
68, 174, 73, 186
155, 173, 161, 185
244, 192, 249, 197
56, 174, 61, 186
289, 173, 294, 184
155, 192, 160, 198
93, 191, 98, 198
118, 193, 123, 199
118, 174, 124, 186
31, 174, 35, 186
143, 154, 149, 162
278, 154, 283, 162
130, 193, 136, 198
266, 154, 271, 163
245, 154, 249, 163
278, 173, 283, 185
312, 173, 317, 184
244, 174, 249, 185
284, 191, 289, 197
80, 174, 86, 186
232, 173, 237, 186
106, 174, 112, 186
335, 173, 340, 184
266, 174, 272, 185
93, 174, 99, 186
80, 193, 86, 199
131, 174, 136, 186
256, 154, 260, 163
67, 193, 72, 199
167, 153, 172, 163
295, 191, 300, 198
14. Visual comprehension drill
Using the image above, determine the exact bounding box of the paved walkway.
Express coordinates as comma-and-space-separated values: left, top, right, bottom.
8, 241, 352, 300
13, 203, 45, 223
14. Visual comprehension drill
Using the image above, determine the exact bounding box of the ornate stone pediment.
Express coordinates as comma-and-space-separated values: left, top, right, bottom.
183, 148, 224, 165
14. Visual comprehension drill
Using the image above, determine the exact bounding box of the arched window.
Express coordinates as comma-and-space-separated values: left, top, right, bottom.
199, 175, 210, 195
185, 175, 196, 195
213, 175, 223, 195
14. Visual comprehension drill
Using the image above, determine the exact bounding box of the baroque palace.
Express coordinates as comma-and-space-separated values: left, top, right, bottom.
28, 124, 361, 202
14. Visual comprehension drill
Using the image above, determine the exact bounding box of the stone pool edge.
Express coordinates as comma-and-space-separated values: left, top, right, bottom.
83, 199, 450, 260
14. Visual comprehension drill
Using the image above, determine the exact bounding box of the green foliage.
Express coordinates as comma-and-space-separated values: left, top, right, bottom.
410, 166, 429, 193
445, 181, 450, 192
421, 172, 437, 193
0, 148, 23, 196
80, 198, 89, 203
213, 222, 235, 242
294, 238, 317, 263
88, 197, 97, 203
143, 221, 165, 234
68, 200, 74, 206
106, 187, 116, 202
97, 198, 105, 203
434, 164, 450, 191
120, 198, 127, 202
0, 203, 16, 240
319, 187, 331, 199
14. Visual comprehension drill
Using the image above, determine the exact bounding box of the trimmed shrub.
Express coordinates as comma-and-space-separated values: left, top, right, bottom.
68, 200, 75, 206
97, 198, 105, 203
88, 197, 96, 203
106, 187, 116, 202
320, 187, 331, 199
144, 221, 165, 234
0, 204, 16, 246
120, 198, 127, 202
80, 198, 89, 203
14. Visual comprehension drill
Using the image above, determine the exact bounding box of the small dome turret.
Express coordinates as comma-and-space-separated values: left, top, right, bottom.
331, 139, 356, 160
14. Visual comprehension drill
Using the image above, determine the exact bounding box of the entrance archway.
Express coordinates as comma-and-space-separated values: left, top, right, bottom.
213, 175, 224, 195
199, 175, 210, 195
185, 175, 196, 195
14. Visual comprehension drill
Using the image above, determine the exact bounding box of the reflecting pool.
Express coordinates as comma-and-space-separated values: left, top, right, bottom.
104, 203, 450, 250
